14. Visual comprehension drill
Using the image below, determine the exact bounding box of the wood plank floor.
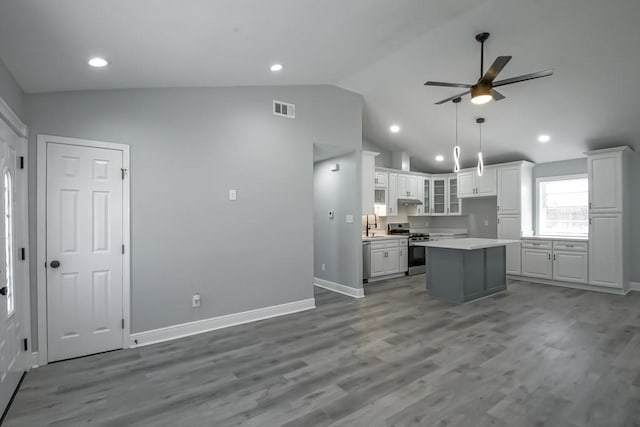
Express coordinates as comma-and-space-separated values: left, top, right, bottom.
5, 276, 640, 426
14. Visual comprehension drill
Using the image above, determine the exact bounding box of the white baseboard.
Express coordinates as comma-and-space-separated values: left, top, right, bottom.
314, 278, 365, 298
130, 298, 315, 348
630, 282, 640, 292
508, 275, 629, 295
31, 352, 39, 369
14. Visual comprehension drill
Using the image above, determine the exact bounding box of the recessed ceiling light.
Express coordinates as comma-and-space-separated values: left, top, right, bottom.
435, 155, 444, 162
88, 57, 109, 68
389, 124, 400, 133
538, 134, 551, 143
270, 63, 284, 72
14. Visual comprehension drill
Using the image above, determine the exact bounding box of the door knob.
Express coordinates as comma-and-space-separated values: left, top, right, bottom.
50, 260, 61, 269
0, 287, 7, 296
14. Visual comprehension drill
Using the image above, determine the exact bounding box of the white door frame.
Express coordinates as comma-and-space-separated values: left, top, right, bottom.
36, 134, 130, 366
0, 97, 31, 371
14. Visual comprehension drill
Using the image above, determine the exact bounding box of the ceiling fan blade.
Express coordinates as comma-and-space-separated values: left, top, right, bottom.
491, 89, 506, 101
424, 81, 472, 89
492, 69, 554, 88
434, 90, 471, 105
481, 56, 512, 83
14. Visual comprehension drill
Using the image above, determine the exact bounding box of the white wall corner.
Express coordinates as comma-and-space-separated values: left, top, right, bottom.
630, 282, 640, 292
314, 278, 365, 298
130, 298, 316, 348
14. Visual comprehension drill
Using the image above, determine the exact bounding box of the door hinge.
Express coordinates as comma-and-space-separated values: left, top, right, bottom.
23, 338, 28, 351
20, 248, 25, 261
121, 318, 125, 329
121, 168, 127, 180
122, 244, 125, 254
18, 156, 24, 170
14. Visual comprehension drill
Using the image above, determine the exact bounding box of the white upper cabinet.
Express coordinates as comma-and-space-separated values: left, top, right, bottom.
457, 170, 475, 198
374, 172, 387, 188
397, 174, 418, 199
387, 173, 398, 217
447, 175, 461, 215
457, 167, 496, 198
431, 177, 447, 215
361, 151, 378, 215
497, 166, 522, 215
414, 176, 430, 216
476, 167, 497, 196
587, 148, 628, 213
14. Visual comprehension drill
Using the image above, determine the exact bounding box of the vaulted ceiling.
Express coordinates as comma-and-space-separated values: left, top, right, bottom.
1, 0, 638, 172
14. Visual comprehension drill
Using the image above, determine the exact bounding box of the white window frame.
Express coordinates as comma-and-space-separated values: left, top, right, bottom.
536, 173, 589, 237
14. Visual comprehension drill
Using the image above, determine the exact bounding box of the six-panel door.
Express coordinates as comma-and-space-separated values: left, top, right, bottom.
46, 143, 124, 362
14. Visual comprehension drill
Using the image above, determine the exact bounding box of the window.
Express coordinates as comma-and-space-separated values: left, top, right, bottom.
537, 175, 588, 236
4, 171, 14, 315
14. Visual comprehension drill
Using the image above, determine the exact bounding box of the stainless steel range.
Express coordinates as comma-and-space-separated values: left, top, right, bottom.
388, 223, 429, 276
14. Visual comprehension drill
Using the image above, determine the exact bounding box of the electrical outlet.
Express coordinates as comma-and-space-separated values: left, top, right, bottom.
192, 294, 201, 308
322, 264, 326, 271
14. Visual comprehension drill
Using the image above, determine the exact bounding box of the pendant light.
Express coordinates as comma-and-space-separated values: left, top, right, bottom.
476, 117, 485, 177
452, 97, 461, 173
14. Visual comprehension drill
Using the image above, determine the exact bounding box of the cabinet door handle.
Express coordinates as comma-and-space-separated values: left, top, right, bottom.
375, 178, 378, 184
548, 253, 551, 260
400, 250, 402, 256
497, 205, 500, 211
553, 254, 556, 261
384, 252, 388, 258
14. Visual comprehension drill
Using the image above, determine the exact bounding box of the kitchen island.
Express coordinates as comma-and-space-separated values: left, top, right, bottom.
413, 238, 519, 303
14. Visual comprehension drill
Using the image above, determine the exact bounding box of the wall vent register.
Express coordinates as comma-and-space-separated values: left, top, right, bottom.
273, 100, 296, 119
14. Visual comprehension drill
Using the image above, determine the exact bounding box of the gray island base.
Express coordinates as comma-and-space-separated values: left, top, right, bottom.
414, 238, 520, 303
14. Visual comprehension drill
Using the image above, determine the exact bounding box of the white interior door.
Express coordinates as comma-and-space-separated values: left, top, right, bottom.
0, 118, 27, 413
47, 142, 124, 362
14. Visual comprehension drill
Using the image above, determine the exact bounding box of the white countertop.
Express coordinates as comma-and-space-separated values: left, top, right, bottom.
413, 238, 520, 250
521, 235, 589, 241
362, 235, 407, 242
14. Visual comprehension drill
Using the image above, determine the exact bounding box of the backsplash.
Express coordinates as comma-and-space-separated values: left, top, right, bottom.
364, 197, 497, 238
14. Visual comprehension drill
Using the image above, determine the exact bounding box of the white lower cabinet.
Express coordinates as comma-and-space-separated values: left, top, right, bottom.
370, 239, 407, 277
498, 215, 522, 275
399, 245, 408, 273
522, 248, 553, 279
588, 214, 622, 288
553, 251, 588, 284
521, 239, 589, 284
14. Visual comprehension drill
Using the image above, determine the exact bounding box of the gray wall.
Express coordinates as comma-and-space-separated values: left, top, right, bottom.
25, 85, 362, 339
363, 138, 392, 168
313, 151, 362, 290
532, 158, 587, 234
0, 57, 24, 121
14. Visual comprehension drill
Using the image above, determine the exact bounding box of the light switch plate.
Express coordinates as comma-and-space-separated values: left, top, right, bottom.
346, 215, 354, 223
229, 189, 237, 201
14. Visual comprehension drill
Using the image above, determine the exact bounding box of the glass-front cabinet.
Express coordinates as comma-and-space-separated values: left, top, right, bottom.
448, 176, 461, 215
422, 178, 431, 215
432, 177, 446, 215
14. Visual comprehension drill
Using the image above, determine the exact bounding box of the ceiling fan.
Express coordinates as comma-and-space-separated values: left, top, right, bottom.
425, 32, 553, 105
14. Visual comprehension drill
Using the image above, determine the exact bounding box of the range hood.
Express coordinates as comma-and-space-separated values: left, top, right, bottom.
397, 198, 423, 205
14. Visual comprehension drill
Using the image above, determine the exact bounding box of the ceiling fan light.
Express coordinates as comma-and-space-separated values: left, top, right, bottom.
471, 94, 493, 105
470, 84, 493, 105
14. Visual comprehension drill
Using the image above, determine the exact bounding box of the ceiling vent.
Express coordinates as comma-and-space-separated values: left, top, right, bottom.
273, 100, 295, 119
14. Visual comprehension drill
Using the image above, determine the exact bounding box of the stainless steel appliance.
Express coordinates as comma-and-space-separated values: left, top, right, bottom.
362, 241, 371, 282
387, 223, 429, 276
408, 233, 429, 275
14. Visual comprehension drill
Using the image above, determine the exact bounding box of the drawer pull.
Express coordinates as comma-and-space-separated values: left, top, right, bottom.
565, 244, 574, 248
532, 243, 541, 246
